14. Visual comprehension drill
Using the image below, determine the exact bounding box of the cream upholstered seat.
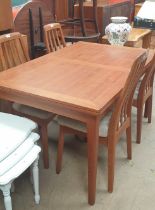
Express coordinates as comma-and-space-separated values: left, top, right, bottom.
13, 103, 53, 119
133, 78, 143, 99
0, 112, 41, 210
55, 111, 112, 138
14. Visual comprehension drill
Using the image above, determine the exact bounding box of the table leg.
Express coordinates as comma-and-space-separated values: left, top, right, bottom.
87, 117, 99, 205
142, 32, 152, 49
0, 100, 13, 113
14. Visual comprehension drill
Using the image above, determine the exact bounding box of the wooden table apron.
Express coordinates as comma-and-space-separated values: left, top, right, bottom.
0, 42, 147, 205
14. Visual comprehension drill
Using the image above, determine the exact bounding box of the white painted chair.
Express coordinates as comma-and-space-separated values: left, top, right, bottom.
0, 112, 41, 210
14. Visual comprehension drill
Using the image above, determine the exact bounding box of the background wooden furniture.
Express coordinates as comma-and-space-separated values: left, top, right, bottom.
33, 0, 56, 17
0, 0, 14, 34
13, 1, 54, 57
0, 42, 147, 205
134, 2, 155, 49
102, 28, 152, 48
74, 0, 132, 36
12, 0, 67, 21
55, 0, 68, 20
60, 0, 100, 43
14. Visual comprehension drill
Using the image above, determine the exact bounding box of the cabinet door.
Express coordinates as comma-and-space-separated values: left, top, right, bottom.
56, 0, 68, 20
0, 0, 13, 31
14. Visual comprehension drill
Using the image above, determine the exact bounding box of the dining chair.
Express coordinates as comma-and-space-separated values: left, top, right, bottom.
55, 50, 148, 193
0, 33, 29, 71
0, 112, 41, 210
44, 23, 66, 53
132, 51, 155, 144
0, 32, 55, 169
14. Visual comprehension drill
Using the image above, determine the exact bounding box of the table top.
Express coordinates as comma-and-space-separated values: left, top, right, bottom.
54, 42, 148, 67
0, 42, 147, 116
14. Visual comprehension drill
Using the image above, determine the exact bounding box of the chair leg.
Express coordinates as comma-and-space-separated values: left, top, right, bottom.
147, 95, 153, 123
30, 165, 33, 185
126, 126, 132, 160
136, 105, 143, 144
108, 140, 116, 193
39, 124, 49, 169
56, 126, 65, 174
10, 182, 15, 193
0, 183, 12, 210
32, 156, 40, 204
144, 100, 148, 118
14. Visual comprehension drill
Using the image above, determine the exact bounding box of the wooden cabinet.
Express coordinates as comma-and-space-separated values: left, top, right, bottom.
0, 0, 14, 32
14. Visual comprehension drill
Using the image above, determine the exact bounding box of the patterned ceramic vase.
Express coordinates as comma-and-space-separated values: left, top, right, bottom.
105, 17, 132, 46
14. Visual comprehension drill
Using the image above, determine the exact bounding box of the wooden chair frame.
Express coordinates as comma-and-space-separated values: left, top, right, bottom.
133, 51, 155, 143
0, 32, 54, 169
44, 23, 66, 53
56, 51, 148, 193
0, 32, 29, 71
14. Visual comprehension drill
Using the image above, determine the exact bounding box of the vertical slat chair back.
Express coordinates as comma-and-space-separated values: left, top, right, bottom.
108, 51, 148, 139
0, 32, 30, 72
139, 52, 155, 98
44, 23, 66, 53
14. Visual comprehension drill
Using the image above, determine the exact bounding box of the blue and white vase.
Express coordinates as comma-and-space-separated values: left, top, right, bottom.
105, 16, 132, 46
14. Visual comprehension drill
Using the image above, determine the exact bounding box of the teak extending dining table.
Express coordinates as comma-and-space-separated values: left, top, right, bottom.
0, 42, 149, 205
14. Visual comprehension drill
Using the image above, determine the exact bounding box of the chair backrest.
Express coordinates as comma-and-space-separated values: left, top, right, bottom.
138, 51, 155, 98
44, 23, 66, 53
108, 50, 148, 138
0, 32, 30, 72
